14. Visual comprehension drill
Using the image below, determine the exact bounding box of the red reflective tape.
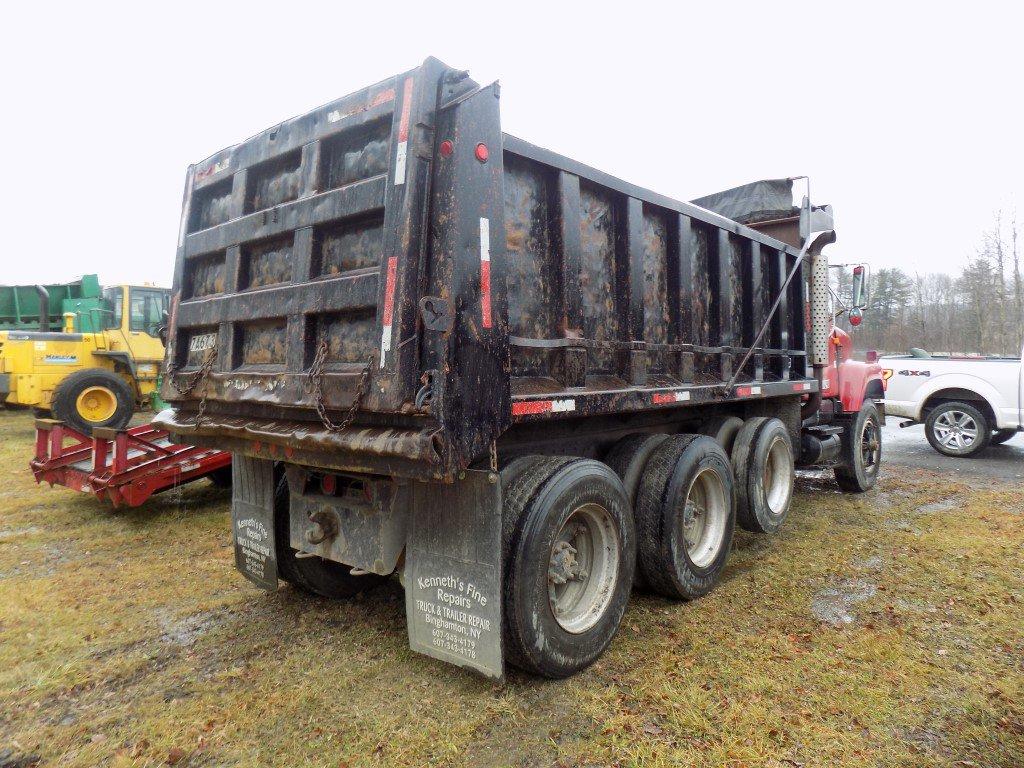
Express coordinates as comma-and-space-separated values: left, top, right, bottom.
381, 257, 398, 326
512, 400, 552, 416
792, 381, 812, 392
652, 393, 676, 404
480, 260, 492, 328
736, 386, 751, 397
398, 77, 413, 142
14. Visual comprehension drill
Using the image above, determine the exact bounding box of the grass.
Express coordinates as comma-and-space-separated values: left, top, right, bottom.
0, 407, 1022, 767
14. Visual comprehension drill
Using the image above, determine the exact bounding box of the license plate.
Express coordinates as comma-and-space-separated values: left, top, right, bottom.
189, 332, 217, 353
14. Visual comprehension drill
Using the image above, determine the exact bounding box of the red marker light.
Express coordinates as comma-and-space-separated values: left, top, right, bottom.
849, 307, 864, 326
853, 265, 864, 275
474, 142, 489, 163
439, 139, 454, 157
320, 474, 337, 495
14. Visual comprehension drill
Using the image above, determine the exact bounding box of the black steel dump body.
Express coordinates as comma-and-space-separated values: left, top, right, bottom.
159, 57, 812, 482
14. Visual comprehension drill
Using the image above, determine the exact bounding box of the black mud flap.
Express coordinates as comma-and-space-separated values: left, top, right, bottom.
231, 455, 279, 591
405, 469, 504, 680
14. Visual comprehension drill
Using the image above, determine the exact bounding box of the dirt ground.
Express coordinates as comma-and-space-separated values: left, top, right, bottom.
1, 408, 1022, 768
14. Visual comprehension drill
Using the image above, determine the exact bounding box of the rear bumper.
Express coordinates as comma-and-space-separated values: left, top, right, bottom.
152, 408, 448, 481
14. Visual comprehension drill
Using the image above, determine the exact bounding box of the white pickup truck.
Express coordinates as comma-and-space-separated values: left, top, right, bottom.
879, 344, 1023, 457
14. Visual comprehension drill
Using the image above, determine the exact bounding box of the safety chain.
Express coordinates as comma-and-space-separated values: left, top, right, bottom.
306, 340, 373, 433
166, 348, 218, 427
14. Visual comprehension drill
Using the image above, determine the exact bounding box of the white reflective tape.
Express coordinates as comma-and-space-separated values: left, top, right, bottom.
551, 399, 576, 412
479, 217, 490, 262
379, 324, 392, 367
674, 391, 690, 402
750, 386, 762, 395
822, 378, 830, 389
394, 142, 408, 185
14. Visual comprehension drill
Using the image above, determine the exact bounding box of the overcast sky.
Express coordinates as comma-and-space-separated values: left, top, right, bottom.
2, 1, 1020, 288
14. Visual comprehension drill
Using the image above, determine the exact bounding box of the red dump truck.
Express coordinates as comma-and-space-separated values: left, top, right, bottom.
158, 57, 883, 680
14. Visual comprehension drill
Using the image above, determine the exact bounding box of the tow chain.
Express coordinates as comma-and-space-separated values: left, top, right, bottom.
166, 348, 217, 427
306, 340, 373, 433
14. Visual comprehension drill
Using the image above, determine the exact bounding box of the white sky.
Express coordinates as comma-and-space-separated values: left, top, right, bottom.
2, 1, 1020, 288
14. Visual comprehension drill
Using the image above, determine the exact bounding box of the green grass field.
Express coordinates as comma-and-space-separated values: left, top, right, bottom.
1, 408, 1021, 767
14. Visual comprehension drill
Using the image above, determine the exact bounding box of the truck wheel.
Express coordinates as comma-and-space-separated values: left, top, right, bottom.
604, 433, 668, 590
699, 416, 744, 454
273, 474, 384, 599
636, 435, 735, 600
208, 465, 233, 488
731, 418, 794, 534
501, 457, 635, 678
51, 368, 134, 435
925, 401, 990, 458
834, 401, 883, 491
991, 429, 1017, 446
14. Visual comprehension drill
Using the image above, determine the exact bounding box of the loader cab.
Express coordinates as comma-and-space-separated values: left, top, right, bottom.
99, 285, 169, 363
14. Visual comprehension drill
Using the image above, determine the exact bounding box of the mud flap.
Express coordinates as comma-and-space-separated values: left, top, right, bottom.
404, 469, 504, 680
230, 455, 278, 591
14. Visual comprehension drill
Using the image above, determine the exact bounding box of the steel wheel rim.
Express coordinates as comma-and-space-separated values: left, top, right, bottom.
76, 385, 117, 423
547, 503, 620, 634
860, 414, 881, 469
681, 468, 729, 568
934, 410, 978, 451
762, 435, 793, 515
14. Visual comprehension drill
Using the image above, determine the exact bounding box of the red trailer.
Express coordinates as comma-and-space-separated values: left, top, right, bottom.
31, 419, 231, 508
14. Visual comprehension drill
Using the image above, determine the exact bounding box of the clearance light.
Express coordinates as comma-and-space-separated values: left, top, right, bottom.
439, 139, 454, 157
475, 143, 489, 163
849, 307, 863, 326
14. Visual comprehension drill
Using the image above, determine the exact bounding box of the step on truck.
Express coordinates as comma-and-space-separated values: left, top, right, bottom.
157, 57, 884, 680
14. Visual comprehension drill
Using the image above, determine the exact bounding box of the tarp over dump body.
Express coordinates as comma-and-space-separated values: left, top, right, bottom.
160, 57, 812, 482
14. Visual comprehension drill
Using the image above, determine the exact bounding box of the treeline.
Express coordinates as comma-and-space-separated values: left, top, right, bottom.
833, 213, 1024, 356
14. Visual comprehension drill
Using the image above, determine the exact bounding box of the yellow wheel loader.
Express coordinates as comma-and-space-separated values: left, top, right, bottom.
0, 285, 169, 434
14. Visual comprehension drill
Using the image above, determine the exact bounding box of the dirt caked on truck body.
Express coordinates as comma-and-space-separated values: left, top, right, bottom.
158, 58, 884, 679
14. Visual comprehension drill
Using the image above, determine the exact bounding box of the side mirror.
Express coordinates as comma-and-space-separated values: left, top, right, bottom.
851, 265, 867, 308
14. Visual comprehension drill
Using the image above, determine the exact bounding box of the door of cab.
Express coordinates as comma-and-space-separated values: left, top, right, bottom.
122, 288, 168, 383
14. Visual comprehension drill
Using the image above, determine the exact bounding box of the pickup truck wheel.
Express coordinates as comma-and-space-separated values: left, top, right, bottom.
636, 435, 735, 600
925, 401, 990, 458
51, 368, 134, 435
991, 429, 1017, 446
501, 457, 635, 678
273, 475, 384, 599
834, 401, 883, 492
732, 418, 794, 534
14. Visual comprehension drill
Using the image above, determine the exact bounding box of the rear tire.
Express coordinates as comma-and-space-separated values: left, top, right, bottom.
635, 435, 735, 600
835, 401, 883, 491
924, 401, 990, 458
209, 465, 233, 489
699, 416, 744, 455
991, 428, 1017, 446
273, 474, 384, 599
51, 368, 134, 435
604, 433, 668, 590
732, 418, 794, 534
500, 457, 635, 678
